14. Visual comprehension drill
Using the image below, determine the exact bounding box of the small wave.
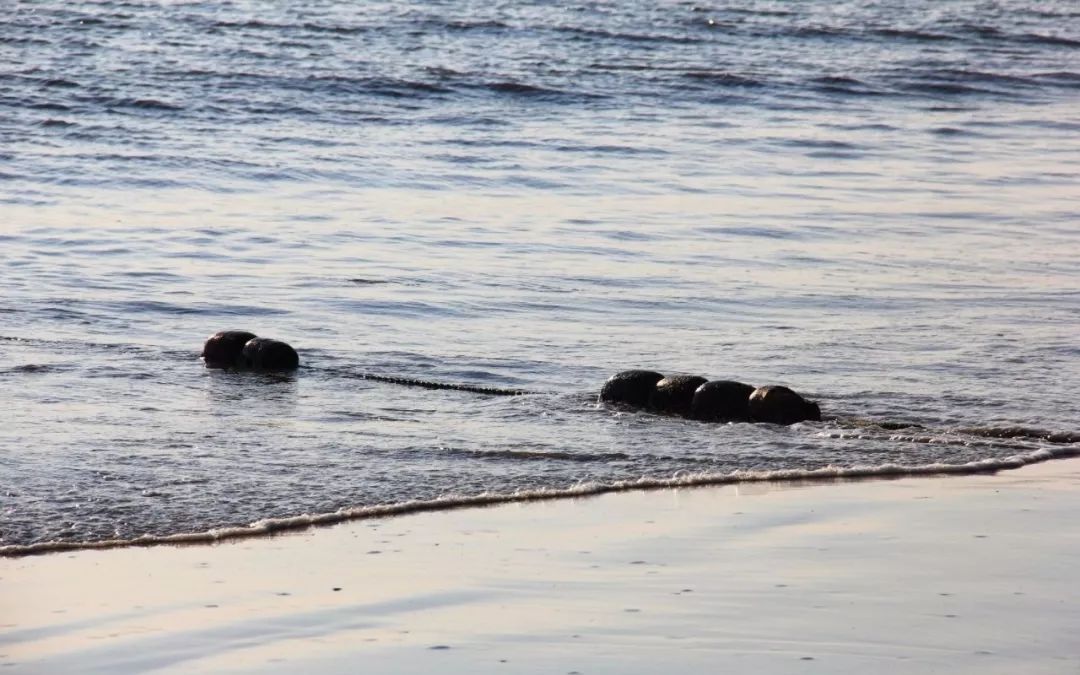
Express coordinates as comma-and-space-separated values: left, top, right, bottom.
813, 76, 863, 86
347, 278, 389, 285
41, 78, 81, 88
1019, 33, 1080, 48
484, 81, 569, 97
437, 447, 634, 463
871, 28, 958, 42
709, 7, 796, 18
931, 126, 977, 136
28, 102, 71, 111
682, 71, 766, 87
954, 24, 1004, 40
0, 36, 51, 46
698, 225, 802, 240
811, 76, 888, 97
298, 22, 372, 36
209, 19, 289, 31
780, 138, 859, 150
934, 69, 1036, 86
179, 70, 447, 102
821, 431, 1033, 452
433, 446, 732, 466
898, 81, 999, 97
0, 363, 61, 374
790, 25, 850, 40
959, 426, 1080, 444
209, 18, 371, 35
444, 19, 511, 31
1034, 71, 1080, 87
4, 444, 1075, 558
553, 25, 704, 45
104, 299, 206, 315
111, 98, 184, 111
551, 143, 666, 156
303, 74, 450, 97
824, 423, 1080, 448
119, 270, 184, 280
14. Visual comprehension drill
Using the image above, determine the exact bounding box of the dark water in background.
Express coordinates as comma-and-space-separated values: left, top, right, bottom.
1, 0, 1078, 552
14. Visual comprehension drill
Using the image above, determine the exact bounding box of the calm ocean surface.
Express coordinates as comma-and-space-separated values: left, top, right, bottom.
1, 0, 1078, 553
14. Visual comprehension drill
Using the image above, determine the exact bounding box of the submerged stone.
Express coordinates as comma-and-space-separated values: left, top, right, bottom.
241, 337, 300, 372
747, 385, 821, 425
600, 369, 665, 407
691, 380, 755, 421
201, 330, 257, 369
649, 375, 708, 416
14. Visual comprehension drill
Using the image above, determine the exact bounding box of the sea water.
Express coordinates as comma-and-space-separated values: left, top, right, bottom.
1, 0, 1078, 553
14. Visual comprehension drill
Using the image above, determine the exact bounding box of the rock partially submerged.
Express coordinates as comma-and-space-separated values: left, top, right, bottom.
599, 370, 664, 407
600, 369, 820, 425
201, 330, 257, 369
242, 337, 300, 372
691, 380, 755, 422
747, 385, 821, 425
650, 375, 708, 416
201, 330, 299, 372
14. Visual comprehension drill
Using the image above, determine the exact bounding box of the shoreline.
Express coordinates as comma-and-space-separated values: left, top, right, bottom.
4, 438, 1077, 559
4, 457, 1080, 673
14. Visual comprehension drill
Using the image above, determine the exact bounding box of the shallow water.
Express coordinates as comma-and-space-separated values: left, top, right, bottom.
1, 0, 1078, 552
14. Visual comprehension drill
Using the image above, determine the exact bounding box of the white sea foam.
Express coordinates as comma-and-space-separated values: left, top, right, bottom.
3, 445, 1076, 558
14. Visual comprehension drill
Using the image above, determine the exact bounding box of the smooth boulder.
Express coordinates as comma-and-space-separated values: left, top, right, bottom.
747, 385, 821, 425
691, 380, 755, 422
600, 370, 665, 407
201, 330, 257, 369
241, 337, 300, 372
649, 375, 708, 416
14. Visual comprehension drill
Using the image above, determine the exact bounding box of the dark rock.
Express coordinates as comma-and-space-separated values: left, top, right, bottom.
691, 380, 755, 421
600, 370, 665, 407
747, 385, 821, 425
201, 330, 257, 369
241, 337, 300, 371
649, 375, 708, 416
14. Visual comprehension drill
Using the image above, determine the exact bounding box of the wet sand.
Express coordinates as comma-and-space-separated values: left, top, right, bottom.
3, 458, 1080, 674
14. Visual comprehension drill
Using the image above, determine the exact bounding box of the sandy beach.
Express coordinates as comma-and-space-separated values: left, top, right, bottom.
4, 458, 1080, 674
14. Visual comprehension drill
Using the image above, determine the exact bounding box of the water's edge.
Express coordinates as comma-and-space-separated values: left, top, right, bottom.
5, 444, 1076, 558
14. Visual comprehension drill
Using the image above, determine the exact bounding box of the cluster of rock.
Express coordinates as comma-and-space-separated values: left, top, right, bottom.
199, 332, 818, 425
600, 370, 821, 425
201, 330, 299, 372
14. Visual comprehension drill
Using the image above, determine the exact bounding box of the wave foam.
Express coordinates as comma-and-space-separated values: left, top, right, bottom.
3, 445, 1077, 559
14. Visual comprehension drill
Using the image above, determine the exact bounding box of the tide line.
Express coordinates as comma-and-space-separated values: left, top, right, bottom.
3, 444, 1077, 559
